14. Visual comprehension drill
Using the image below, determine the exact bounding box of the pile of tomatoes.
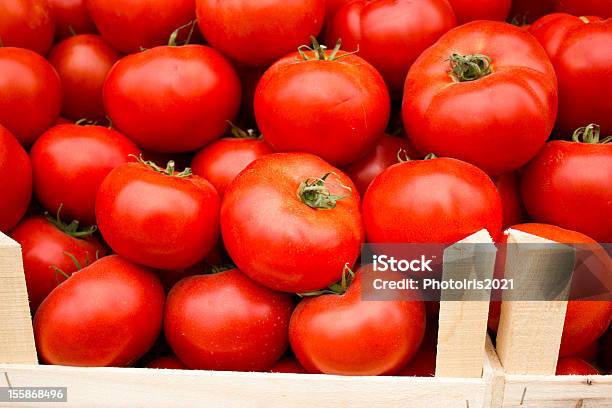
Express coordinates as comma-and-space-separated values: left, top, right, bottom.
0, 0, 610, 377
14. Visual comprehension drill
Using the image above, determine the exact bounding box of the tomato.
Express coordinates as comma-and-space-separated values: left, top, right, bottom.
556, 357, 600, 375
343, 134, 419, 197
600, 328, 612, 372
10, 215, 106, 311
87, 0, 195, 53
447, 0, 511, 24
0, 48, 62, 146
398, 348, 436, 377
34, 255, 165, 367
48, 0, 96, 40
509, 0, 555, 25
529, 15, 612, 136
164, 268, 294, 371
221, 153, 364, 293
96, 159, 220, 270
0, 125, 32, 232
31, 124, 140, 226
325, 0, 351, 24
269, 357, 308, 374
290, 270, 426, 375
573, 341, 599, 363
402, 21, 558, 176
196, 0, 325, 66
191, 128, 273, 196
104, 45, 241, 153
326, 0, 456, 95
363, 157, 502, 244
48, 34, 121, 121
254, 40, 390, 166
555, 0, 612, 18
146, 355, 188, 370
521, 124, 612, 242
492, 172, 528, 230
0, 0, 54, 55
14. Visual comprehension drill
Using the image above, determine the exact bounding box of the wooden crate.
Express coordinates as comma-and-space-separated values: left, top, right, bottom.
0, 229, 506, 407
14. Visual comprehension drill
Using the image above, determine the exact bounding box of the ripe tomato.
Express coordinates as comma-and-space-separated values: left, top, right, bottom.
104, 45, 241, 153
48, 34, 121, 121
146, 355, 188, 370
573, 341, 599, 363
269, 357, 308, 374
290, 270, 426, 375
402, 21, 558, 176
600, 328, 612, 372
363, 157, 502, 244
0, 125, 31, 232
492, 172, 528, 230
398, 348, 436, 377
325, 0, 351, 24
343, 134, 419, 197
87, 0, 195, 53
48, 0, 96, 40
326, 0, 456, 95
555, 0, 612, 18
521, 124, 612, 242
0, 0, 54, 55
191, 128, 273, 196
164, 268, 294, 371
509, 0, 555, 25
447, 0, 511, 24
31, 124, 141, 226
196, 0, 325, 66
530, 15, 612, 135
221, 153, 364, 293
556, 357, 600, 375
10, 215, 106, 311
254, 40, 390, 166
34, 255, 165, 367
0, 48, 62, 146
96, 159, 220, 270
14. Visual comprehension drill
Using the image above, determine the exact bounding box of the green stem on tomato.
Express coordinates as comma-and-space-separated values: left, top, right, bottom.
297, 173, 352, 210
572, 124, 612, 144
449, 53, 492, 82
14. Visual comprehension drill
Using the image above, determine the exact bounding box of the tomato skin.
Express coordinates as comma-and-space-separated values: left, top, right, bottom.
48, 0, 96, 40
96, 162, 220, 270
343, 134, 419, 197
398, 348, 436, 377
572, 341, 599, 363
326, 0, 456, 95
31, 124, 141, 226
196, 0, 325, 67
164, 269, 294, 371
509, 0, 555, 25
521, 140, 612, 242
255, 50, 390, 166
290, 272, 426, 375
0, 125, 32, 232
48, 35, 122, 121
191, 138, 273, 197
146, 355, 188, 370
87, 0, 195, 53
104, 45, 241, 153
10, 216, 106, 311
34, 255, 165, 367
0, 0, 54, 55
402, 21, 558, 176
555, 0, 612, 18
556, 357, 600, 375
492, 172, 528, 230
0, 48, 62, 146
363, 158, 503, 244
447, 0, 511, 24
269, 357, 308, 374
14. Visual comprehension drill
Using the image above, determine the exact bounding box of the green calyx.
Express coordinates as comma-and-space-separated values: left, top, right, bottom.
296, 36, 358, 62
168, 19, 197, 47
228, 121, 261, 139
299, 264, 355, 297
572, 124, 612, 144
298, 173, 352, 210
424, 153, 438, 160
132, 155, 193, 178
45, 205, 97, 238
397, 149, 412, 163
75, 117, 113, 129
449, 53, 493, 82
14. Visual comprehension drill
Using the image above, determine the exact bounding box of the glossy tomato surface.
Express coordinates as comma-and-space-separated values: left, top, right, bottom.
556, 357, 600, 375
447, 0, 511, 24
0, 125, 32, 232
48, 0, 96, 40
0, 0, 54, 55
492, 172, 528, 229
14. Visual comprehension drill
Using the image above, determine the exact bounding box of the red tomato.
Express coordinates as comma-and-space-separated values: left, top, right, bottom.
600, 328, 612, 372
146, 355, 188, 370
325, 0, 351, 23
343, 134, 419, 197
34, 255, 165, 367
104, 45, 241, 153
573, 341, 599, 363
0, 125, 31, 232
87, 0, 195, 53
363, 157, 502, 244
191, 130, 273, 196
530, 15, 612, 135
0, 48, 62, 146
48, 0, 96, 40
96, 159, 220, 270
521, 124, 612, 242
196, 0, 325, 66
31, 124, 141, 226
492, 172, 528, 230
555, 0, 612, 18
556, 357, 600, 375
402, 21, 558, 176
0, 0, 54, 55
269, 357, 308, 374
164, 268, 294, 371
255, 41, 390, 166
290, 271, 426, 375
10, 215, 106, 311
48, 34, 121, 121
509, 0, 555, 25
221, 153, 364, 293
398, 348, 436, 377
447, 0, 511, 24
326, 0, 456, 95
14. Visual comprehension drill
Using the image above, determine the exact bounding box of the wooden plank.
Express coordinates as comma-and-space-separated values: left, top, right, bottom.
436, 230, 497, 378
483, 335, 506, 408
496, 230, 576, 376
0, 233, 37, 364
